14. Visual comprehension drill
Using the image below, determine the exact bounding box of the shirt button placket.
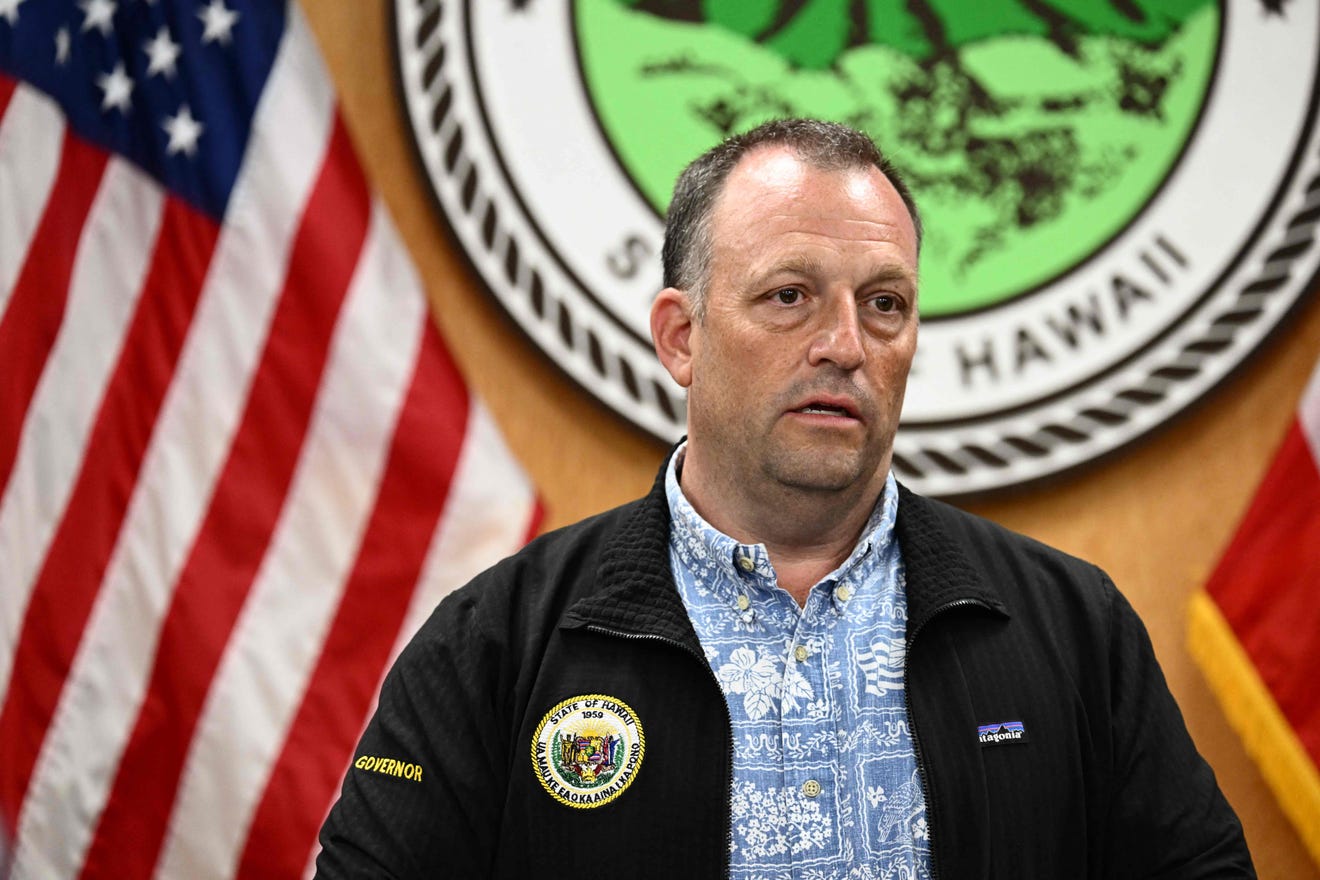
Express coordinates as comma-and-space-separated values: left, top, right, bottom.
786, 599, 837, 865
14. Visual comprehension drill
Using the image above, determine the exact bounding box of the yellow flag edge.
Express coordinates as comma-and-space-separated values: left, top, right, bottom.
1187, 591, 1320, 869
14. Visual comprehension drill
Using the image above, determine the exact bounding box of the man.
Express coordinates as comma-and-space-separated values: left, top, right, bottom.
316, 119, 1253, 878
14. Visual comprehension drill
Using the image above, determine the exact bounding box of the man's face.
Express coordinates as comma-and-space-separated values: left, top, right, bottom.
663, 146, 919, 503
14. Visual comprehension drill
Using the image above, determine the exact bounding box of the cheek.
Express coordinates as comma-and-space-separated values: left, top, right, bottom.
868, 346, 916, 400
889, 347, 917, 382
697, 334, 756, 384
693, 349, 773, 424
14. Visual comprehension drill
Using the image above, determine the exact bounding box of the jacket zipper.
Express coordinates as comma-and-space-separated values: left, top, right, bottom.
585, 624, 735, 880
905, 597, 990, 880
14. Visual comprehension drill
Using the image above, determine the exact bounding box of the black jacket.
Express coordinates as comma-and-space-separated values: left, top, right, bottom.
317, 459, 1253, 878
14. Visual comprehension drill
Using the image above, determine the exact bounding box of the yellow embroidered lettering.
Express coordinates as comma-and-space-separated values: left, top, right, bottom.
353, 755, 424, 782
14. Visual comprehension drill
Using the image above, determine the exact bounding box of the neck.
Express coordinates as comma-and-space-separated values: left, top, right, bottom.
678, 450, 886, 606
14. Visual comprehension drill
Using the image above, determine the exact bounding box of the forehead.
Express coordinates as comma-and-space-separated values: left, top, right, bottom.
707, 147, 918, 268
709, 147, 917, 255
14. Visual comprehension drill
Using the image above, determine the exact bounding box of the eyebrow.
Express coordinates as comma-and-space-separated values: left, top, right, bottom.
762, 256, 825, 279
759, 256, 917, 288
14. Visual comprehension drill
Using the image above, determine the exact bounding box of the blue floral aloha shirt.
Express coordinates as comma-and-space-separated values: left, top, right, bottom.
665, 448, 932, 880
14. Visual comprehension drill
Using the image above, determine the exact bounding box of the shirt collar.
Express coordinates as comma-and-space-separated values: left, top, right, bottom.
664, 442, 900, 605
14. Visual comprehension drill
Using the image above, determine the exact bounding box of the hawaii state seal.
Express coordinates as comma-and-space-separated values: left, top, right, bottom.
395, 0, 1320, 496
531, 694, 645, 808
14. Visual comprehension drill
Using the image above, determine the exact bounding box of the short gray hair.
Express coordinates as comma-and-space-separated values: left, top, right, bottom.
661, 118, 922, 319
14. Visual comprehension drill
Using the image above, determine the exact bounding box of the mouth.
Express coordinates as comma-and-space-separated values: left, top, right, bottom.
790, 398, 860, 421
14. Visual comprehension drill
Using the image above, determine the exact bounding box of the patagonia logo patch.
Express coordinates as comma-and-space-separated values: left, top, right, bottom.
532, 694, 645, 809
978, 721, 1028, 746
354, 754, 423, 781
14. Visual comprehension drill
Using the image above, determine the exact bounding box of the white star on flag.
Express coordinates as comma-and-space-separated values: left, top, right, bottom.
0, 0, 24, 27
96, 61, 133, 113
198, 0, 238, 45
163, 104, 203, 156
55, 26, 71, 64
143, 26, 181, 78
79, 0, 115, 36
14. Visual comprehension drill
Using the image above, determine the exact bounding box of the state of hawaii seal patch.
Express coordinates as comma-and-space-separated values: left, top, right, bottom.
531, 694, 645, 808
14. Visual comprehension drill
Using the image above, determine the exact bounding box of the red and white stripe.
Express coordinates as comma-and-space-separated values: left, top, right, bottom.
0, 8, 540, 878
1302, 361, 1320, 463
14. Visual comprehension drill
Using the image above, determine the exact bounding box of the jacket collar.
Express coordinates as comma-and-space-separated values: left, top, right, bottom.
564, 447, 1010, 646
561, 446, 703, 653
895, 484, 1011, 635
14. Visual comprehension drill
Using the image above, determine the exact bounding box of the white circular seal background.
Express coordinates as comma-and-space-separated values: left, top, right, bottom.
393, 0, 1320, 496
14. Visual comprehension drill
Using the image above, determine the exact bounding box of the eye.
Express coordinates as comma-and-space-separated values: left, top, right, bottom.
771, 288, 802, 305
870, 294, 901, 313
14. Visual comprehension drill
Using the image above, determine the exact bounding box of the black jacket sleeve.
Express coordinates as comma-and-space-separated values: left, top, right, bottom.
1101, 582, 1255, 879
314, 586, 510, 879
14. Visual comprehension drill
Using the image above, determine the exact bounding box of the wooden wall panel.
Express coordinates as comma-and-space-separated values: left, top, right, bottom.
301, 2, 1320, 875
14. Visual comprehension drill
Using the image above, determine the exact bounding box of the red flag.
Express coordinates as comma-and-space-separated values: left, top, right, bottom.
1189, 357, 1320, 870
0, 1, 541, 876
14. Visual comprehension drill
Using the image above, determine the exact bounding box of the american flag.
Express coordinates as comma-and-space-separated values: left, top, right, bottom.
0, 0, 541, 876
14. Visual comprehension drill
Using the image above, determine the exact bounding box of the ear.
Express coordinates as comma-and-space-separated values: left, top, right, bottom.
650, 287, 695, 389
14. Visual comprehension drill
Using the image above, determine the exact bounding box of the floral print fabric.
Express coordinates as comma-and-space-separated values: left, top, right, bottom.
665, 450, 932, 880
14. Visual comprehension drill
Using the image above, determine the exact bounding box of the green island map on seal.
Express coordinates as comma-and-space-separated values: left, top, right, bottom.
576, 0, 1219, 316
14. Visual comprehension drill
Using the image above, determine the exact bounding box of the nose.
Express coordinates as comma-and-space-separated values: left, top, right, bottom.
807, 295, 865, 371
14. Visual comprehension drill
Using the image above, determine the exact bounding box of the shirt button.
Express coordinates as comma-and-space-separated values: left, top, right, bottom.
736, 594, 751, 611
801, 779, 822, 798
737, 555, 755, 572
793, 645, 809, 663
835, 585, 853, 602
